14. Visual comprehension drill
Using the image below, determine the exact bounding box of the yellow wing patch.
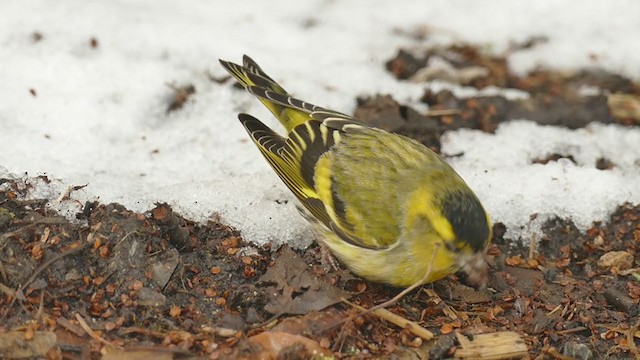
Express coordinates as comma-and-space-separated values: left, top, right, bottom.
239, 114, 336, 227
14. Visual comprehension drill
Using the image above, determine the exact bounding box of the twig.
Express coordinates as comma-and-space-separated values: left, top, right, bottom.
248, 313, 282, 330
57, 185, 73, 202
57, 184, 88, 202
75, 313, 120, 348
344, 299, 433, 340
34, 290, 45, 320
0, 243, 86, 322
0, 259, 9, 283
556, 326, 587, 335
57, 316, 86, 337
107, 345, 192, 355
544, 346, 574, 360
0, 282, 16, 297
116, 231, 138, 247
122, 327, 168, 339
528, 232, 537, 260
628, 320, 640, 359
34, 217, 68, 225
10, 198, 48, 206
10, 217, 68, 226
425, 109, 461, 117
22, 243, 86, 292
546, 304, 562, 316
423, 288, 457, 320
0, 217, 67, 242
528, 214, 539, 260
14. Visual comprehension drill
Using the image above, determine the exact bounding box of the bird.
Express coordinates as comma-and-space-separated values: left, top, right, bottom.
219, 55, 492, 288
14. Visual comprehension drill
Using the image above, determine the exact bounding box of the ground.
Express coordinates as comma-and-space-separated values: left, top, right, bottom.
1, 41, 639, 359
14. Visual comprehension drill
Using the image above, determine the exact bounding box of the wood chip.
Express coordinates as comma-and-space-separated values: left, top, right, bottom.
455, 331, 529, 359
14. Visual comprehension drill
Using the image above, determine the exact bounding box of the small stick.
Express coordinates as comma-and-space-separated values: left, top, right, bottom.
22, 243, 86, 292
425, 109, 462, 117
556, 326, 587, 335
75, 313, 120, 348
116, 231, 138, 247
628, 320, 640, 359
57, 316, 86, 337
544, 346, 574, 360
0, 243, 86, 321
57, 185, 73, 202
528, 233, 537, 260
34, 290, 45, 320
0, 282, 15, 297
344, 299, 433, 340
122, 327, 167, 339
528, 214, 538, 260
0, 259, 8, 283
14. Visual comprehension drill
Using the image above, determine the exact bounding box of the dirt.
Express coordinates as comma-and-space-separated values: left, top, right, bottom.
1, 39, 640, 359
381, 42, 640, 152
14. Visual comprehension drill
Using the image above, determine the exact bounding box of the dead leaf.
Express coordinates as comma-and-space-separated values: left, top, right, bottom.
597, 251, 634, 271
259, 246, 350, 315
449, 283, 492, 303
249, 331, 331, 358
272, 308, 344, 336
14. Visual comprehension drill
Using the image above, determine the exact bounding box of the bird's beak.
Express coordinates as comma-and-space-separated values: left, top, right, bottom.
457, 251, 489, 289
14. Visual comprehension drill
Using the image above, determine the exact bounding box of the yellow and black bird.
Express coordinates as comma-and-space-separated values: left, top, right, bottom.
219, 55, 492, 288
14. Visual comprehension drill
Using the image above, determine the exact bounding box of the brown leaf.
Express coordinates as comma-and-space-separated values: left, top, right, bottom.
597, 251, 634, 271
449, 283, 492, 303
259, 246, 350, 315
249, 331, 332, 358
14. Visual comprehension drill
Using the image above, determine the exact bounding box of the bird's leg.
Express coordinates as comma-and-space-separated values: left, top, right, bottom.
295, 203, 341, 271
368, 242, 440, 311
319, 240, 341, 271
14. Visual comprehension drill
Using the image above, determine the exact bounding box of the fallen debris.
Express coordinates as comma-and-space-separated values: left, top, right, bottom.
1, 177, 639, 358
0, 331, 58, 359
2, 36, 640, 358
454, 331, 529, 359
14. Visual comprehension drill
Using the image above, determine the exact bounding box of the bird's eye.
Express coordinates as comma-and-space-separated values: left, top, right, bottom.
445, 241, 462, 254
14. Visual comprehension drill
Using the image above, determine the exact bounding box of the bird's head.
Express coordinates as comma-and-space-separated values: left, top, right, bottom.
407, 186, 492, 288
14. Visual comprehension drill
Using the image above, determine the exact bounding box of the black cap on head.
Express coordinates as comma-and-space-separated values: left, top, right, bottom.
440, 191, 490, 251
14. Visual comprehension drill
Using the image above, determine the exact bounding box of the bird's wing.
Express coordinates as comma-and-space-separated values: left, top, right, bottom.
239, 112, 404, 250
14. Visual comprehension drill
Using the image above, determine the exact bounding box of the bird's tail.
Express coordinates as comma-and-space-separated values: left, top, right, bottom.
219, 55, 312, 132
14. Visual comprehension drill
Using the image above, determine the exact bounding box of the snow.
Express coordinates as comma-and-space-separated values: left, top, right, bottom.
0, 0, 639, 246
